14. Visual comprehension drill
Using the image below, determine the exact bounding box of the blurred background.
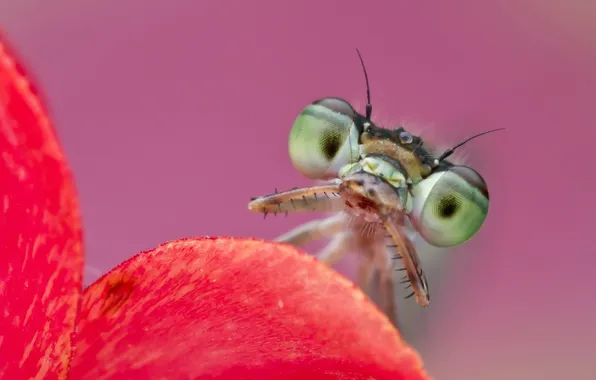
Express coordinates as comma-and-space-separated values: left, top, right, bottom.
2, 0, 595, 379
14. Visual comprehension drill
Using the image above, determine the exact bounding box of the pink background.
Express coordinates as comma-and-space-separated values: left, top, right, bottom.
2, 0, 595, 379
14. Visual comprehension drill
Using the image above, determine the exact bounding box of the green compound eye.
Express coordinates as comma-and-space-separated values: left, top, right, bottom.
288, 98, 360, 180
409, 166, 489, 247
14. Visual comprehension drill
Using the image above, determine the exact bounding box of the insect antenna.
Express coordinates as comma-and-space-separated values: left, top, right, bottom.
356, 48, 372, 120
436, 127, 505, 164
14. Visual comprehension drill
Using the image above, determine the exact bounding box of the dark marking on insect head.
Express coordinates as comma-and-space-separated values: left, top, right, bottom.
321, 130, 342, 160
437, 194, 460, 219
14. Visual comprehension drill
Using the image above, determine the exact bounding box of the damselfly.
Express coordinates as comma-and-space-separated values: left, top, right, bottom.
248, 50, 501, 325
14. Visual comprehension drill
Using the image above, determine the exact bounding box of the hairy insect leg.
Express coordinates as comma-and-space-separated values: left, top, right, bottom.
248, 181, 344, 215
356, 256, 375, 301
314, 231, 353, 267
356, 240, 399, 328
383, 217, 430, 307
372, 244, 398, 327
275, 212, 348, 247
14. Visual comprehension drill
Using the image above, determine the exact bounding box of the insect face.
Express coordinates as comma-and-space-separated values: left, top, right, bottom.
248, 49, 502, 324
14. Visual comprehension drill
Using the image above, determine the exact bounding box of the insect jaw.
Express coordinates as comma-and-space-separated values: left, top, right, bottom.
338, 166, 411, 223
339, 172, 393, 223
338, 156, 413, 214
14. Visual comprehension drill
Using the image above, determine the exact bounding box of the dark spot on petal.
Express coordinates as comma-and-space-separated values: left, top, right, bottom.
102, 274, 135, 316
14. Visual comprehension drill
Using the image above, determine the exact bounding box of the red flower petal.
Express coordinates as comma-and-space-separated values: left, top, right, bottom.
71, 238, 429, 379
0, 33, 84, 378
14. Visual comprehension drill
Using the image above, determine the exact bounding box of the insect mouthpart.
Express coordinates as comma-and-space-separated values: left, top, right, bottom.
339, 170, 403, 223
338, 155, 413, 217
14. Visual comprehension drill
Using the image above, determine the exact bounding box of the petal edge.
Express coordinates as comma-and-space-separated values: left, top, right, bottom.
71, 237, 428, 379
0, 32, 84, 379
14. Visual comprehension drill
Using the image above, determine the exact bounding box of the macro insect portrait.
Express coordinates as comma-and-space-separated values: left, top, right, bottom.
248, 50, 502, 326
